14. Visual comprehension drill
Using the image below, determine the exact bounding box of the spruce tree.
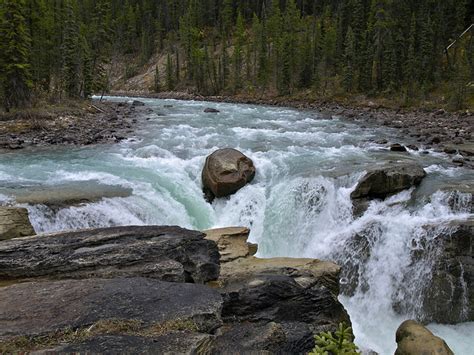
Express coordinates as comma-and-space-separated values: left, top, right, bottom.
0, 0, 32, 110
343, 27, 356, 92
166, 54, 175, 90
62, 0, 80, 98
154, 65, 161, 92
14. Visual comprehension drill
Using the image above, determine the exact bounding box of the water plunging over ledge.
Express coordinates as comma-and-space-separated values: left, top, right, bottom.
1, 96, 472, 354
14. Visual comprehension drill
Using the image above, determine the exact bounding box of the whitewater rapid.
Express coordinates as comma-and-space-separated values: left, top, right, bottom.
0, 96, 472, 354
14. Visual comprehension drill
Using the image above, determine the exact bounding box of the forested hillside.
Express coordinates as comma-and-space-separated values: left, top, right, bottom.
1, 0, 473, 111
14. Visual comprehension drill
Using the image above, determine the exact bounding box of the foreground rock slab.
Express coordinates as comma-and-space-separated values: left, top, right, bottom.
0, 207, 35, 240
395, 320, 453, 355
202, 148, 256, 202
0, 225, 219, 283
351, 163, 426, 200
0, 277, 223, 340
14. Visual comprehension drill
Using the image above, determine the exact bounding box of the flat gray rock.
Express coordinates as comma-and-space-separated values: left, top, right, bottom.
0, 277, 223, 340
0, 181, 132, 207
0, 225, 220, 283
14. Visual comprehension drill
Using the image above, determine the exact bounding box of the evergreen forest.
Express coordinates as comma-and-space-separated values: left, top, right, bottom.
0, 0, 473, 110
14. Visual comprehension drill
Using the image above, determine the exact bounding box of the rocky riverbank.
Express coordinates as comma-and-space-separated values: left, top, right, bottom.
0, 225, 349, 353
110, 91, 474, 168
0, 100, 144, 150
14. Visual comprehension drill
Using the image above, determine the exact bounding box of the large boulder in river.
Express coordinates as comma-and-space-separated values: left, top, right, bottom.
0, 207, 35, 240
395, 320, 453, 355
0, 225, 220, 283
202, 148, 256, 202
351, 164, 426, 200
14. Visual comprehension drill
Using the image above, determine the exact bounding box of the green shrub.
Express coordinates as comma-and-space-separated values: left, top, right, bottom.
309, 323, 360, 355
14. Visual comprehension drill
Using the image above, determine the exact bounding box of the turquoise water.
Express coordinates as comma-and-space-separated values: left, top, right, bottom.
1, 96, 472, 354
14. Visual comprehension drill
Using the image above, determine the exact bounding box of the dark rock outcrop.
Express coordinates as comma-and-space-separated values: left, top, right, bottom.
395, 320, 453, 355
0, 277, 223, 339
0, 225, 220, 283
351, 164, 426, 200
418, 219, 473, 323
208, 321, 314, 354
202, 148, 256, 202
0, 207, 35, 240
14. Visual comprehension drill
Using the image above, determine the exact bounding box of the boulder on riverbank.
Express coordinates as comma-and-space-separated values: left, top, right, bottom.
0, 225, 220, 283
0, 207, 35, 240
351, 163, 426, 200
395, 320, 453, 355
202, 148, 256, 202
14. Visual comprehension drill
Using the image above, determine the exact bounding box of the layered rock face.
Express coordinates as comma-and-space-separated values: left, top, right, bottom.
0, 225, 220, 283
395, 320, 454, 355
202, 148, 256, 202
0, 207, 35, 240
0, 226, 349, 354
417, 219, 473, 323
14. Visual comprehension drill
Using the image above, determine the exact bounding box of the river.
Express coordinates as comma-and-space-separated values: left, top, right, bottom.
1, 96, 473, 354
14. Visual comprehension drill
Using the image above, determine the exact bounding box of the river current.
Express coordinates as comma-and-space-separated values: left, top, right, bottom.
1, 96, 473, 354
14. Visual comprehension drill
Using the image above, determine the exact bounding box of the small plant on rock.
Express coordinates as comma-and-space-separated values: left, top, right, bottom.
309, 323, 360, 355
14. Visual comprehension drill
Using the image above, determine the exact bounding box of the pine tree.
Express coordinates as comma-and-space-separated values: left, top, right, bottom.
343, 27, 356, 92
62, 1, 80, 98
154, 65, 161, 92
0, 0, 32, 110
166, 54, 175, 90
232, 11, 245, 91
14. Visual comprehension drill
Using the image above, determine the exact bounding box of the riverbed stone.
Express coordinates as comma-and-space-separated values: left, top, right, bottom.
395, 320, 453, 355
351, 163, 426, 200
0, 277, 223, 341
202, 148, 256, 202
0, 225, 220, 283
0, 207, 35, 240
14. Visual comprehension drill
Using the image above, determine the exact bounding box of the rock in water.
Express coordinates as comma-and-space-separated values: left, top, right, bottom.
0, 277, 223, 340
351, 164, 426, 200
202, 148, 256, 202
395, 320, 453, 355
0, 225, 220, 283
390, 143, 408, 152
0, 207, 35, 240
204, 108, 220, 113
132, 100, 145, 106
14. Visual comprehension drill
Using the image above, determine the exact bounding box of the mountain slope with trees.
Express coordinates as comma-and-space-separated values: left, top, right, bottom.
0, 0, 473, 111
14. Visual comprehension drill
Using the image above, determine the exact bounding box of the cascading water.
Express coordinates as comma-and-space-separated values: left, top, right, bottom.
0, 96, 472, 354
